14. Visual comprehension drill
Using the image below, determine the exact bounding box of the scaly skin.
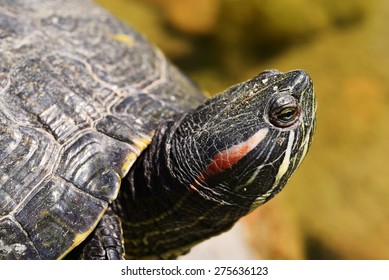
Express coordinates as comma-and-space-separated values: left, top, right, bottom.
114, 69, 316, 259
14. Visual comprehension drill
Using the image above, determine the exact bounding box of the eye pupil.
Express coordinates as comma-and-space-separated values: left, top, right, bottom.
277, 108, 296, 121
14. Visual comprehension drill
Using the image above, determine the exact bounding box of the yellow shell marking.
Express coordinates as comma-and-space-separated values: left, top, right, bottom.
111, 34, 135, 47
58, 210, 106, 259
133, 136, 152, 151
120, 152, 138, 176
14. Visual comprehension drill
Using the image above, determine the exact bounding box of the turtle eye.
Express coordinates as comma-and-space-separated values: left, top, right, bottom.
268, 95, 301, 128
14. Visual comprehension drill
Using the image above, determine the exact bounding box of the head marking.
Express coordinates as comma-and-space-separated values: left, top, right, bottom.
190, 128, 269, 191
250, 130, 295, 210
205, 128, 269, 177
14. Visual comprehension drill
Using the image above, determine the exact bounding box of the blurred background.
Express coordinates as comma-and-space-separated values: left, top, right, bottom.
94, 0, 389, 259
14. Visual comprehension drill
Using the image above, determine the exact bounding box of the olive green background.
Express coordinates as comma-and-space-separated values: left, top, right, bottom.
94, 0, 389, 259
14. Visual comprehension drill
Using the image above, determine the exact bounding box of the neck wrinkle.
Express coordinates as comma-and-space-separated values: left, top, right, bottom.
113, 119, 237, 258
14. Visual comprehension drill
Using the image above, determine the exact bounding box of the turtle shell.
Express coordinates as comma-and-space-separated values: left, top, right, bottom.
0, 0, 204, 259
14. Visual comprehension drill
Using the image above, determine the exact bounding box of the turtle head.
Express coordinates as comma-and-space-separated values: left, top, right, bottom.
121, 69, 316, 259
167, 69, 316, 213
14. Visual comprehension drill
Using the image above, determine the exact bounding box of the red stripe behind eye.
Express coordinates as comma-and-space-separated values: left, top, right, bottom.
189, 128, 269, 191
204, 143, 250, 176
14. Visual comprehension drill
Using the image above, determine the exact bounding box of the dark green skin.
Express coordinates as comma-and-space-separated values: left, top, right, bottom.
0, 0, 316, 260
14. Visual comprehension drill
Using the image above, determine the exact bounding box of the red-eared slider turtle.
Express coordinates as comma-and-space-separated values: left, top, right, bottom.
0, 0, 316, 260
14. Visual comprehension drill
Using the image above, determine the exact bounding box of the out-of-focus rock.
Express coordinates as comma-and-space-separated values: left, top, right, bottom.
149, 0, 220, 35
181, 221, 256, 260
243, 195, 304, 259
96, 0, 374, 73
94, 0, 194, 58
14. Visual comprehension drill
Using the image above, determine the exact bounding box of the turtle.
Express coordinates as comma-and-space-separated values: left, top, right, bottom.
0, 0, 316, 260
